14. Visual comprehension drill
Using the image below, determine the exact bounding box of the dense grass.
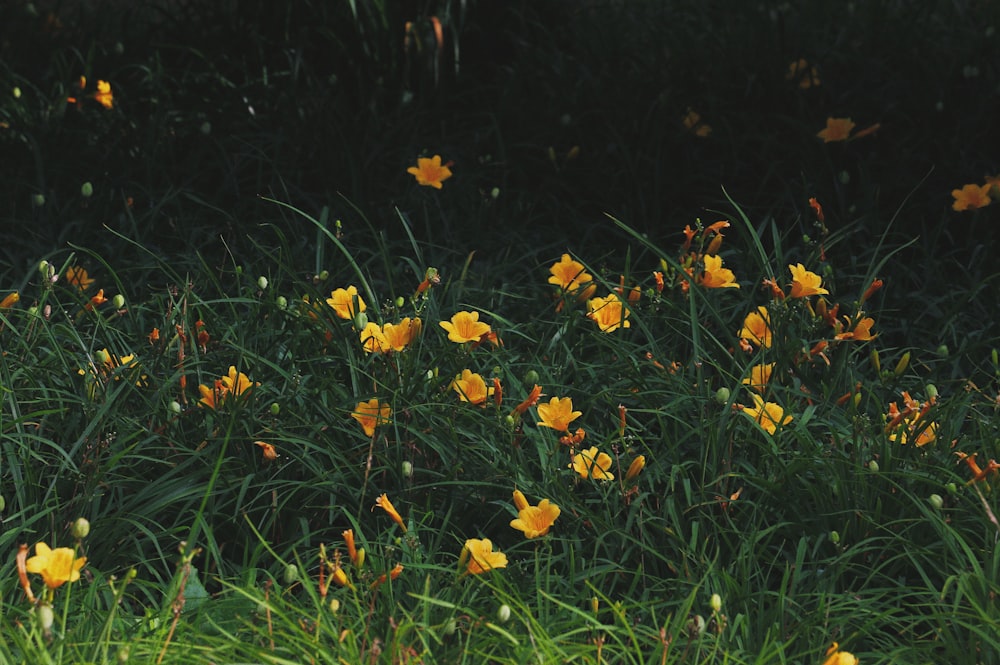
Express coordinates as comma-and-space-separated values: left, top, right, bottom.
1, 1, 999, 663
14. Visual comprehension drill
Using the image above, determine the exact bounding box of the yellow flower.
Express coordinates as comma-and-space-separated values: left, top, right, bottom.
197, 366, 259, 409
682, 109, 712, 137
93, 80, 113, 109
889, 419, 937, 447
451, 369, 494, 405
382, 317, 422, 351
698, 255, 740, 288
821, 642, 859, 665
25, 542, 86, 590
254, 440, 279, 461
817, 117, 855, 142
625, 455, 646, 481
439, 311, 492, 344
0, 291, 18, 308
548, 254, 593, 294
375, 493, 407, 532
352, 398, 391, 437
359, 321, 390, 353
461, 538, 507, 575
951, 183, 992, 211
326, 286, 367, 320
65, 266, 94, 291
788, 263, 829, 298
742, 394, 792, 435
834, 315, 877, 341
509, 492, 560, 539
742, 363, 775, 393
570, 446, 615, 480
536, 396, 582, 432
786, 58, 820, 89
407, 155, 453, 189
738, 306, 772, 349
586, 295, 631, 332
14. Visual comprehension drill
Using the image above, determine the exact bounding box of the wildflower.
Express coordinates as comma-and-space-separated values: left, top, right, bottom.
451, 369, 494, 405
460, 538, 507, 575
885, 392, 936, 446
375, 493, 407, 532
93, 80, 113, 109
788, 264, 829, 298
817, 117, 855, 142
548, 254, 593, 294
359, 321, 390, 353
682, 109, 712, 137
738, 306, 772, 349
834, 315, 877, 341
509, 492, 561, 539
371, 563, 404, 589
84, 288, 108, 311
536, 396, 582, 432
586, 295, 631, 332
951, 183, 992, 211
147, 327, 160, 345
439, 311, 492, 344
254, 441, 279, 461
821, 642, 859, 665
559, 428, 587, 447
382, 317, 422, 351
25, 542, 86, 590
198, 366, 259, 409
512, 384, 544, 416
407, 155, 453, 189
808, 197, 825, 223
625, 455, 646, 481
66, 266, 94, 291
956, 452, 1000, 486
742, 394, 792, 434
786, 58, 820, 89
742, 362, 775, 392
653, 271, 665, 293
352, 399, 391, 437
342, 529, 359, 565
326, 286, 367, 320
0, 292, 18, 308
698, 255, 740, 288
570, 446, 615, 480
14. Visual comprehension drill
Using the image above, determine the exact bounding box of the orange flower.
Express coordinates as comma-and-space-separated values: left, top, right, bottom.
834, 315, 877, 341
198, 366, 259, 409
536, 396, 582, 432
788, 263, 828, 298
817, 117, 855, 142
682, 109, 712, 137
698, 255, 740, 288
382, 317, 422, 351
548, 253, 593, 294
254, 441, 278, 461
625, 455, 646, 481
786, 58, 820, 89
65, 266, 94, 291
742, 363, 775, 393
509, 492, 561, 539
359, 321, 390, 353
352, 399, 391, 437
738, 306, 772, 349
326, 286, 367, 320
951, 183, 992, 211
25, 542, 86, 590
742, 394, 792, 434
439, 311, 492, 344
460, 538, 507, 575
821, 642, 858, 665
0, 292, 19, 309
375, 493, 407, 532
512, 384, 544, 416
407, 155, 453, 189
342, 529, 359, 565
586, 295, 631, 332
450, 369, 494, 405
569, 446, 615, 480
93, 80, 113, 109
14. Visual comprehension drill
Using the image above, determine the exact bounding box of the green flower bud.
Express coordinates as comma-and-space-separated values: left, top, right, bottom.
491, 187, 500, 199
401, 460, 413, 478
925, 384, 938, 400
936, 344, 949, 357
200, 121, 211, 135
270, 402, 280, 416
169, 400, 182, 414
353, 311, 368, 330
0, 495, 5, 512
112, 294, 125, 309
929, 494, 944, 510
283, 563, 299, 585
95, 349, 110, 366
945, 482, 958, 495
72, 517, 90, 539
276, 295, 288, 310
524, 370, 540, 385
32, 193, 45, 207
318, 269, 330, 281
868, 460, 879, 473
329, 598, 341, 612
443, 618, 458, 636
36, 604, 54, 631
257, 276, 268, 290
893, 351, 911, 377
497, 604, 511, 623
80, 181, 93, 198
395, 296, 405, 308
714, 387, 731, 404
829, 530, 841, 544
13, 86, 21, 99
710, 593, 722, 613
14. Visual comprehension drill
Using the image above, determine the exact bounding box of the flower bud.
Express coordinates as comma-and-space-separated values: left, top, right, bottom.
491, 187, 500, 199
395, 296, 405, 308
0, 495, 5, 512
200, 121, 212, 135
355, 548, 365, 569
318, 270, 330, 281
929, 494, 944, 510
893, 351, 911, 377
625, 455, 646, 481
13, 86, 21, 99
945, 482, 958, 495
590, 597, 599, 614
443, 618, 458, 636
829, 530, 840, 544
714, 387, 731, 404
401, 460, 413, 478
32, 193, 45, 207
36, 604, 55, 631
80, 181, 93, 198
710, 593, 722, 613
95, 349, 110, 366
329, 598, 341, 612
925, 384, 938, 400
112, 294, 125, 309
275, 295, 288, 310
353, 311, 368, 330
496, 604, 511, 623
870, 348, 880, 373
524, 370, 540, 386
270, 402, 280, 416
169, 400, 182, 414
283, 564, 299, 585
936, 344, 949, 357
72, 517, 91, 539
868, 460, 879, 473
257, 276, 268, 290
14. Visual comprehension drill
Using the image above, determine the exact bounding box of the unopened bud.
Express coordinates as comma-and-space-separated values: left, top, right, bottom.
443, 618, 458, 635
353, 311, 368, 330
169, 400, 182, 414
329, 598, 340, 612
80, 181, 93, 198
36, 604, 55, 631
355, 548, 365, 569
318, 270, 329, 281
893, 351, 911, 377
395, 296, 405, 308
870, 348, 880, 373
275, 296, 288, 310
283, 564, 299, 585
13, 86, 21, 99
710, 593, 722, 613
714, 387, 731, 404
936, 344, 949, 357
829, 530, 840, 545
945, 482, 958, 495
270, 402, 280, 416
497, 604, 511, 623
0, 495, 5, 512
925, 384, 938, 400
491, 187, 500, 199
32, 193, 45, 207
524, 370, 540, 386
257, 276, 268, 290
72, 517, 90, 539
928, 494, 944, 510
95, 349, 110, 366
112, 294, 125, 309
401, 460, 413, 478
868, 460, 879, 472
591, 597, 599, 614
200, 121, 211, 135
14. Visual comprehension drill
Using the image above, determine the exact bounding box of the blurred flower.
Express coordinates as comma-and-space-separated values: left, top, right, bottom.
375, 493, 407, 532
548, 253, 593, 294
512, 384, 544, 416
682, 109, 712, 137
326, 286, 367, 320
254, 440, 278, 461
625, 455, 646, 481
461, 538, 507, 575
84, 288, 108, 311
587, 295, 631, 332
93, 80, 113, 109
951, 183, 992, 211
536, 396, 581, 432
359, 321, 390, 353
382, 317, 422, 351
786, 58, 820, 89
886, 391, 936, 446
821, 642, 858, 665
788, 264, 829, 298
817, 117, 855, 142
834, 315, 877, 341
25, 542, 86, 590
742, 362, 775, 393
352, 399, 391, 437
440, 311, 492, 344
66, 266, 94, 291
407, 155, 453, 189
509, 493, 560, 539
198, 366, 259, 409
742, 394, 792, 434
738, 306, 772, 349
0, 292, 18, 309
451, 369, 494, 405
698, 255, 740, 288
570, 446, 615, 480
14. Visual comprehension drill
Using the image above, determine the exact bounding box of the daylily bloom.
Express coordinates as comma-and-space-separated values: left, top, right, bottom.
512, 384, 543, 416
698, 255, 740, 288
439, 311, 492, 344
951, 183, 992, 211
254, 441, 278, 461
834, 315, 877, 341
788, 264, 829, 298
682, 109, 712, 137
738, 306, 772, 349
586, 295, 631, 332
570, 446, 615, 480
407, 155, 453, 189
548, 253, 593, 294
460, 538, 507, 575
25, 542, 86, 590
326, 286, 367, 320
742, 394, 792, 434
84, 288, 108, 311
197, 366, 259, 409
375, 493, 407, 532
66, 266, 94, 291
359, 321, 390, 353
93, 80, 113, 109
821, 642, 858, 665
817, 117, 855, 142
451, 369, 494, 405
352, 399, 391, 437
536, 396, 582, 432
509, 492, 561, 539
786, 58, 820, 89
382, 317, 422, 351
742, 362, 775, 393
